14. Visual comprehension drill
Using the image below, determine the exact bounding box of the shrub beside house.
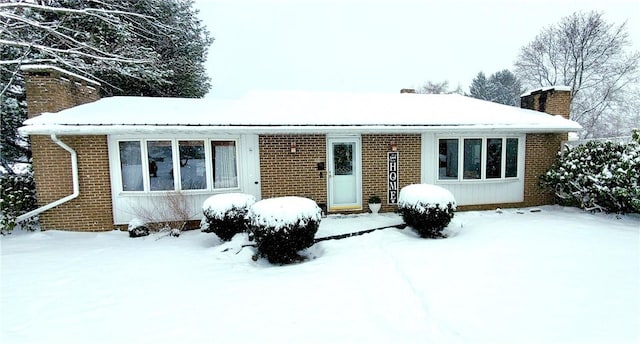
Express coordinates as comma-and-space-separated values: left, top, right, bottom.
541, 130, 640, 214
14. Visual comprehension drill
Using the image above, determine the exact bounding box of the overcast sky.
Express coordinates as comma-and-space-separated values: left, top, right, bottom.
193, 0, 640, 99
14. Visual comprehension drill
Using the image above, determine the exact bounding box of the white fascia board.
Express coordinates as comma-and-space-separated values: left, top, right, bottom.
19, 122, 582, 136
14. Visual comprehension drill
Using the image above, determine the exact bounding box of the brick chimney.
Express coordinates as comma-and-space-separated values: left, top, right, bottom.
21, 65, 100, 118
520, 86, 571, 120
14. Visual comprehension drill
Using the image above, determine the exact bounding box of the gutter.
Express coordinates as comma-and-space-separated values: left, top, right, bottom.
19, 122, 583, 136
16, 134, 79, 223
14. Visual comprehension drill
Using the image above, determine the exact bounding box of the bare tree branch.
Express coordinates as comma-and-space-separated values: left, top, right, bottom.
0, 2, 153, 20
515, 11, 640, 138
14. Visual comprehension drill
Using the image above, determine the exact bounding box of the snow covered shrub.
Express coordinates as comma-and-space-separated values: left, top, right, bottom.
540, 133, 640, 213
398, 184, 456, 238
128, 218, 150, 238
201, 193, 256, 241
1, 171, 38, 233
248, 197, 321, 264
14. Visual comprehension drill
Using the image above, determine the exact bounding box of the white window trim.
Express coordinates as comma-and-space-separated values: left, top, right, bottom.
435, 135, 524, 184
112, 136, 242, 194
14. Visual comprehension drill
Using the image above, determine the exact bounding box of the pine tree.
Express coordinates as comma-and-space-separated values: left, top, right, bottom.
487, 70, 522, 106
0, 0, 213, 173
0, 73, 29, 173
468, 69, 522, 106
469, 72, 490, 100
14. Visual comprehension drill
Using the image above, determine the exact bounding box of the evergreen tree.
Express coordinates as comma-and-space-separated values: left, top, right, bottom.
92, 0, 213, 97
468, 69, 522, 106
469, 72, 490, 100
0, 73, 29, 173
0, 0, 213, 173
487, 69, 522, 106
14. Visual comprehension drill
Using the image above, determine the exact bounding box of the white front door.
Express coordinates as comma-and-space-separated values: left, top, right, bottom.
327, 137, 362, 211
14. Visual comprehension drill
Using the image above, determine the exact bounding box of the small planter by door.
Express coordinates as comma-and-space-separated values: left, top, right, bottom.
368, 203, 381, 214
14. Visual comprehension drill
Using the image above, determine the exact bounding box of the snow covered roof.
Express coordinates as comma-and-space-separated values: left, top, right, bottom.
520, 86, 572, 97
20, 91, 582, 135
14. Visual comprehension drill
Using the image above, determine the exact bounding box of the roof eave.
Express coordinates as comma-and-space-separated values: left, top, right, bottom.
19, 124, 582, 136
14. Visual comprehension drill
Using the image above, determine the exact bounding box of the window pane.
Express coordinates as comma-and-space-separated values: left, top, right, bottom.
486, 138, 502, 179
179, 140, 207, 190
463, 139, 482, 179
438, 139, 458, 179
506, 138, 519, 178
119, 141, 143, 191
147, 140, 175, 191
212, 141, 238, 188
333, 143, 354, 176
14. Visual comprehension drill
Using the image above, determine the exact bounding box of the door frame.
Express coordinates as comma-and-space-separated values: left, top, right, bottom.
326, 135, 362, 211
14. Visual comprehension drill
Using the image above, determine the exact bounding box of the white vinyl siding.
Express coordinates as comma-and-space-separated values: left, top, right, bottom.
422, 133, 526, 206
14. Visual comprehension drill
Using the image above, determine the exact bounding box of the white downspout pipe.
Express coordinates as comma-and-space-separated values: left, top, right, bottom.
16, 134, 79, 223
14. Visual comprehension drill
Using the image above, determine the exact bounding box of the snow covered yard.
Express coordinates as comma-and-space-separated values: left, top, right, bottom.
1, 206, 639, 344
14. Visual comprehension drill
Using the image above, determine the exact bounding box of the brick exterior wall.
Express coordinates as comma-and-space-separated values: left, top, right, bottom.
258, 134, 422, 214
522, 133, 567, 206
259, 135, 327, 206
24, 67, 114, 231
362, 134, 421, 213
30, 135, 114, 231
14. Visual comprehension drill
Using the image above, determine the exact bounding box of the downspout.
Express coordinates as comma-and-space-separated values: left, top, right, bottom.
16, 134, 79, 223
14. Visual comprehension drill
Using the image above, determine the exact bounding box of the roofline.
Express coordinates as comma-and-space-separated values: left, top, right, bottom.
19, 123, 582, 136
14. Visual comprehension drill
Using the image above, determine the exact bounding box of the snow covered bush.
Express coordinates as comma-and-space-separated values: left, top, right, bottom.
201, 193, 256, 241
247, 197, 322, 264
398, 184, 457, 238
128, 218, 150, 238
540, 131, 640, 214
1, 171, 38, 234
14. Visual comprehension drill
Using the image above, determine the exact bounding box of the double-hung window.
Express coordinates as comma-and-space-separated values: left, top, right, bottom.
117, 139, 239, 192
438, 137, 520, 181
119, 141, 144, 191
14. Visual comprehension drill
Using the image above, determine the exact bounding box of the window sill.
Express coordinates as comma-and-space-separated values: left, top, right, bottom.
117, 188, 242, 197
436, 178, 520, 185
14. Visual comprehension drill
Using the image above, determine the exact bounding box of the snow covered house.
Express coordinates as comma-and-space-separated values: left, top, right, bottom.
19, 66, 580, 231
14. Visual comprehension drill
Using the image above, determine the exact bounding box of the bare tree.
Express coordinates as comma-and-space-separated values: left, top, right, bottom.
417, 80, 464, 95
515, 11, 640, 138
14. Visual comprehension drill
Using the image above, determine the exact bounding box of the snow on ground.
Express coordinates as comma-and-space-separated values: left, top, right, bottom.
1, 206, 639, 344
